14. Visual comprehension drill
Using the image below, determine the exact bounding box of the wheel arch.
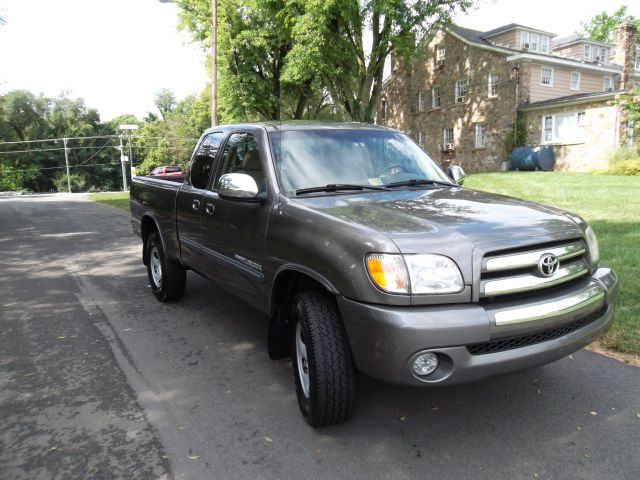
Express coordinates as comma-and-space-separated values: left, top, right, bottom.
140, 214, 165, 266
266, 265, 341, 360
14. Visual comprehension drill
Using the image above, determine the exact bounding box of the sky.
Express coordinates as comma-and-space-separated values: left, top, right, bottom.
0, 0, 638, 122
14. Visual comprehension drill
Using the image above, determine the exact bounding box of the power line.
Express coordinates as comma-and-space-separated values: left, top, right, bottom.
0, 134, 199, 147
1, 161, 121, 174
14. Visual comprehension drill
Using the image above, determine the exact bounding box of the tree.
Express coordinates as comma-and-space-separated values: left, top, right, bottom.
616, 87, 640, 144
154, 88, 177, 120
580, 5, 640, 43
177, 0, 334, 121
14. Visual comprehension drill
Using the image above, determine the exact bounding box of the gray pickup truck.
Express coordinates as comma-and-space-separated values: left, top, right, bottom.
130, 122, 618, 427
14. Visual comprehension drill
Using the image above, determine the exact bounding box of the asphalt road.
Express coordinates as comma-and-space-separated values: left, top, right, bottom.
1, 193, 639, 480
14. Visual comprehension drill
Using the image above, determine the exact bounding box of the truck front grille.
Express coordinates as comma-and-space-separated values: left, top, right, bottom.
466, 306, 607, 355
480, 240, 588, 299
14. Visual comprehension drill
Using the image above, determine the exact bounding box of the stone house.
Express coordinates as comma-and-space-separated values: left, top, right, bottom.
379, 22, 639, 172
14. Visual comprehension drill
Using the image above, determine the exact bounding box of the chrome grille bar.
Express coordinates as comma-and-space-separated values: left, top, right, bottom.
483, 241, 585, 273
481, 259, 589, 297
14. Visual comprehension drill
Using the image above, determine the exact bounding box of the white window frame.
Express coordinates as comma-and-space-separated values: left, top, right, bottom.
443, 127, 454, 146
520, 30, 530, 49
540, 66, 553, 87
541, 111, 586, 144
436, 46, 446, 66
570, 71, 581, 91
488, 73, 499, 98
530, 33, 539, 52
475, 123, 486, 148
417, 92, 426, 112
418, 131, 425, 148
603, 76, 613, 91
584, 44, 591, 61
635, 49, 640, 71
455, 79, 468, 104
432, 86, 441, 108
540, 35, 549, 53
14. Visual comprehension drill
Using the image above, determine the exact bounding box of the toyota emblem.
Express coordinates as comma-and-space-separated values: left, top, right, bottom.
538, 253, 559, 277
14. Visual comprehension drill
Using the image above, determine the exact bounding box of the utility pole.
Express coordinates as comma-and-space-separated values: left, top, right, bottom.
119, 124, 139, 178
63, 138, 71, 193
211, 0, 218, 126
119, 135, 128, 191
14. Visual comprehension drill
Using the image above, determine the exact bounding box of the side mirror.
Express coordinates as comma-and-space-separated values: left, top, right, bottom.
446, 165, 465, 186
218, 173, 260, 201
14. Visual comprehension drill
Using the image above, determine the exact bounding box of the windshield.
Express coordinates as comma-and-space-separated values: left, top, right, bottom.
269, 129, 451, 195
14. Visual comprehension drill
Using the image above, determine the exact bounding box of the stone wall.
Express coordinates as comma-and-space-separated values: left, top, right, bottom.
522, 100, 620, 171
380, 32, 523, 172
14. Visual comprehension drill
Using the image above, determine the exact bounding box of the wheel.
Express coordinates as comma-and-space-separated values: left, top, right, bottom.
145, 231, 186, 302
290, 291, 356, 427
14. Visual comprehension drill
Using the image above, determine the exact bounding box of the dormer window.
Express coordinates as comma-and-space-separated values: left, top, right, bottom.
584, 44, 591, 61
520, 30, 551, 53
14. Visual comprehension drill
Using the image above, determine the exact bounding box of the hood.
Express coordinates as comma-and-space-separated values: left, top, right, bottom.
294, 187, 583, 255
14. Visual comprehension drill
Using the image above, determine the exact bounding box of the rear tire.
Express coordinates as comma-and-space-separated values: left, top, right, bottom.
146, 231, 186, 302
291, 291, 356, 427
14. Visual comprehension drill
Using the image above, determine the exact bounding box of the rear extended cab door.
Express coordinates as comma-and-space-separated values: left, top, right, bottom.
176, 131, 226, 268
197, 127, 273, 312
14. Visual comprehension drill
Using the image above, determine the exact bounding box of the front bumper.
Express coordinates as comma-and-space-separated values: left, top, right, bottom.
338, 266, 618, 386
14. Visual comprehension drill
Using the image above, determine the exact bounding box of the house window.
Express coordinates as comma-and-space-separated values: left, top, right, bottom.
475, 123, 486, 148
543, 116, 553, 142
603, 76, 613, 91
570, 72, 581, 91
432, 86, 441, 108
598, 47, 607, 62
540, 66, 553, 86
381, 100, 387, 120
520, 30, 530, 49
530, 33, 539, 51
455, 79, 468, 104
540, 35, 549, 53
418, 131, 425, 148
488, 73, 500, 97
584, 44, 591, 61
635, 49, 640, 71
443, 127, 454, 147
417, 92, 426, 112
541, 111, 587, 144
436, 46, 446, 67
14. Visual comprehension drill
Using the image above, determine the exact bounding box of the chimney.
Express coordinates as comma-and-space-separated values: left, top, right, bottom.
613, 21, 637, 90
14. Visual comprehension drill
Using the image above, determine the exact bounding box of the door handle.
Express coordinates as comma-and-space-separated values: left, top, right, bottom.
192, 199, 201, 210
205, 203, 215, 215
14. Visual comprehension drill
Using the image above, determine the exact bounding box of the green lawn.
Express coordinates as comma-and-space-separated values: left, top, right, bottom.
466, 172, 639, 355
87, 173, 639, 354
87, 191, 130, 211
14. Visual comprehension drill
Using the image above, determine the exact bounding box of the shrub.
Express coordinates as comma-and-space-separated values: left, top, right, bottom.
52, 172, 87, 192
607, 159, 640, 176
608, 146, 639, 166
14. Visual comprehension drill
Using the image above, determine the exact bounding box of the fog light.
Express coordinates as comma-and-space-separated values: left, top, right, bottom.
413, 353, 439, 376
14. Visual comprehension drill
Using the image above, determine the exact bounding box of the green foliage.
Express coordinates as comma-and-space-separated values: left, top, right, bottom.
607, 159, 640, 175
504, 112, 527, 157
52, 171, 87, 192
154, 88, 177, 120
580, 5, 640, 43
0, 90, 123, 192
608, 145, 639, 165
177, 0, 471, 123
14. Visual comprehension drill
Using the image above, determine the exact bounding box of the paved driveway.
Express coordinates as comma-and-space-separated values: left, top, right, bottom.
1, 193, 639, 480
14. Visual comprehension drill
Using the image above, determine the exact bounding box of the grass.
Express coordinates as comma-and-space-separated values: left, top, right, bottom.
87, 191, 130, 211
466, 172, 639, 355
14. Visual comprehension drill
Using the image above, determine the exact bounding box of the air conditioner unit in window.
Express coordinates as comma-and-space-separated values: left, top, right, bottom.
594, 56, 601, 62
444, 143, 454, 152
436, 59, 445, 68
522, 43, 530, 50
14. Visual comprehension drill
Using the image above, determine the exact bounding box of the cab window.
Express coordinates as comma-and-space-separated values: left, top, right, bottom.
189, 132, 225, 189
216, 133, 266, 192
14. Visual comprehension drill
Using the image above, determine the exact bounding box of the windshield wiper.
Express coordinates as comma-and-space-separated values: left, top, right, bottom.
296, 184, 390, 195
386, 178, 456, 188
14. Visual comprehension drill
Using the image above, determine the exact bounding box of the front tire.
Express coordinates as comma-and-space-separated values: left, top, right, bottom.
146, 232, 186, 302
291, 291, 356, 427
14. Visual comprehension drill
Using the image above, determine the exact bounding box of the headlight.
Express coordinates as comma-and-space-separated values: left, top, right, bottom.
405, 254, 465, 294
366, 253, 464, 294
585, 226, 600, 267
